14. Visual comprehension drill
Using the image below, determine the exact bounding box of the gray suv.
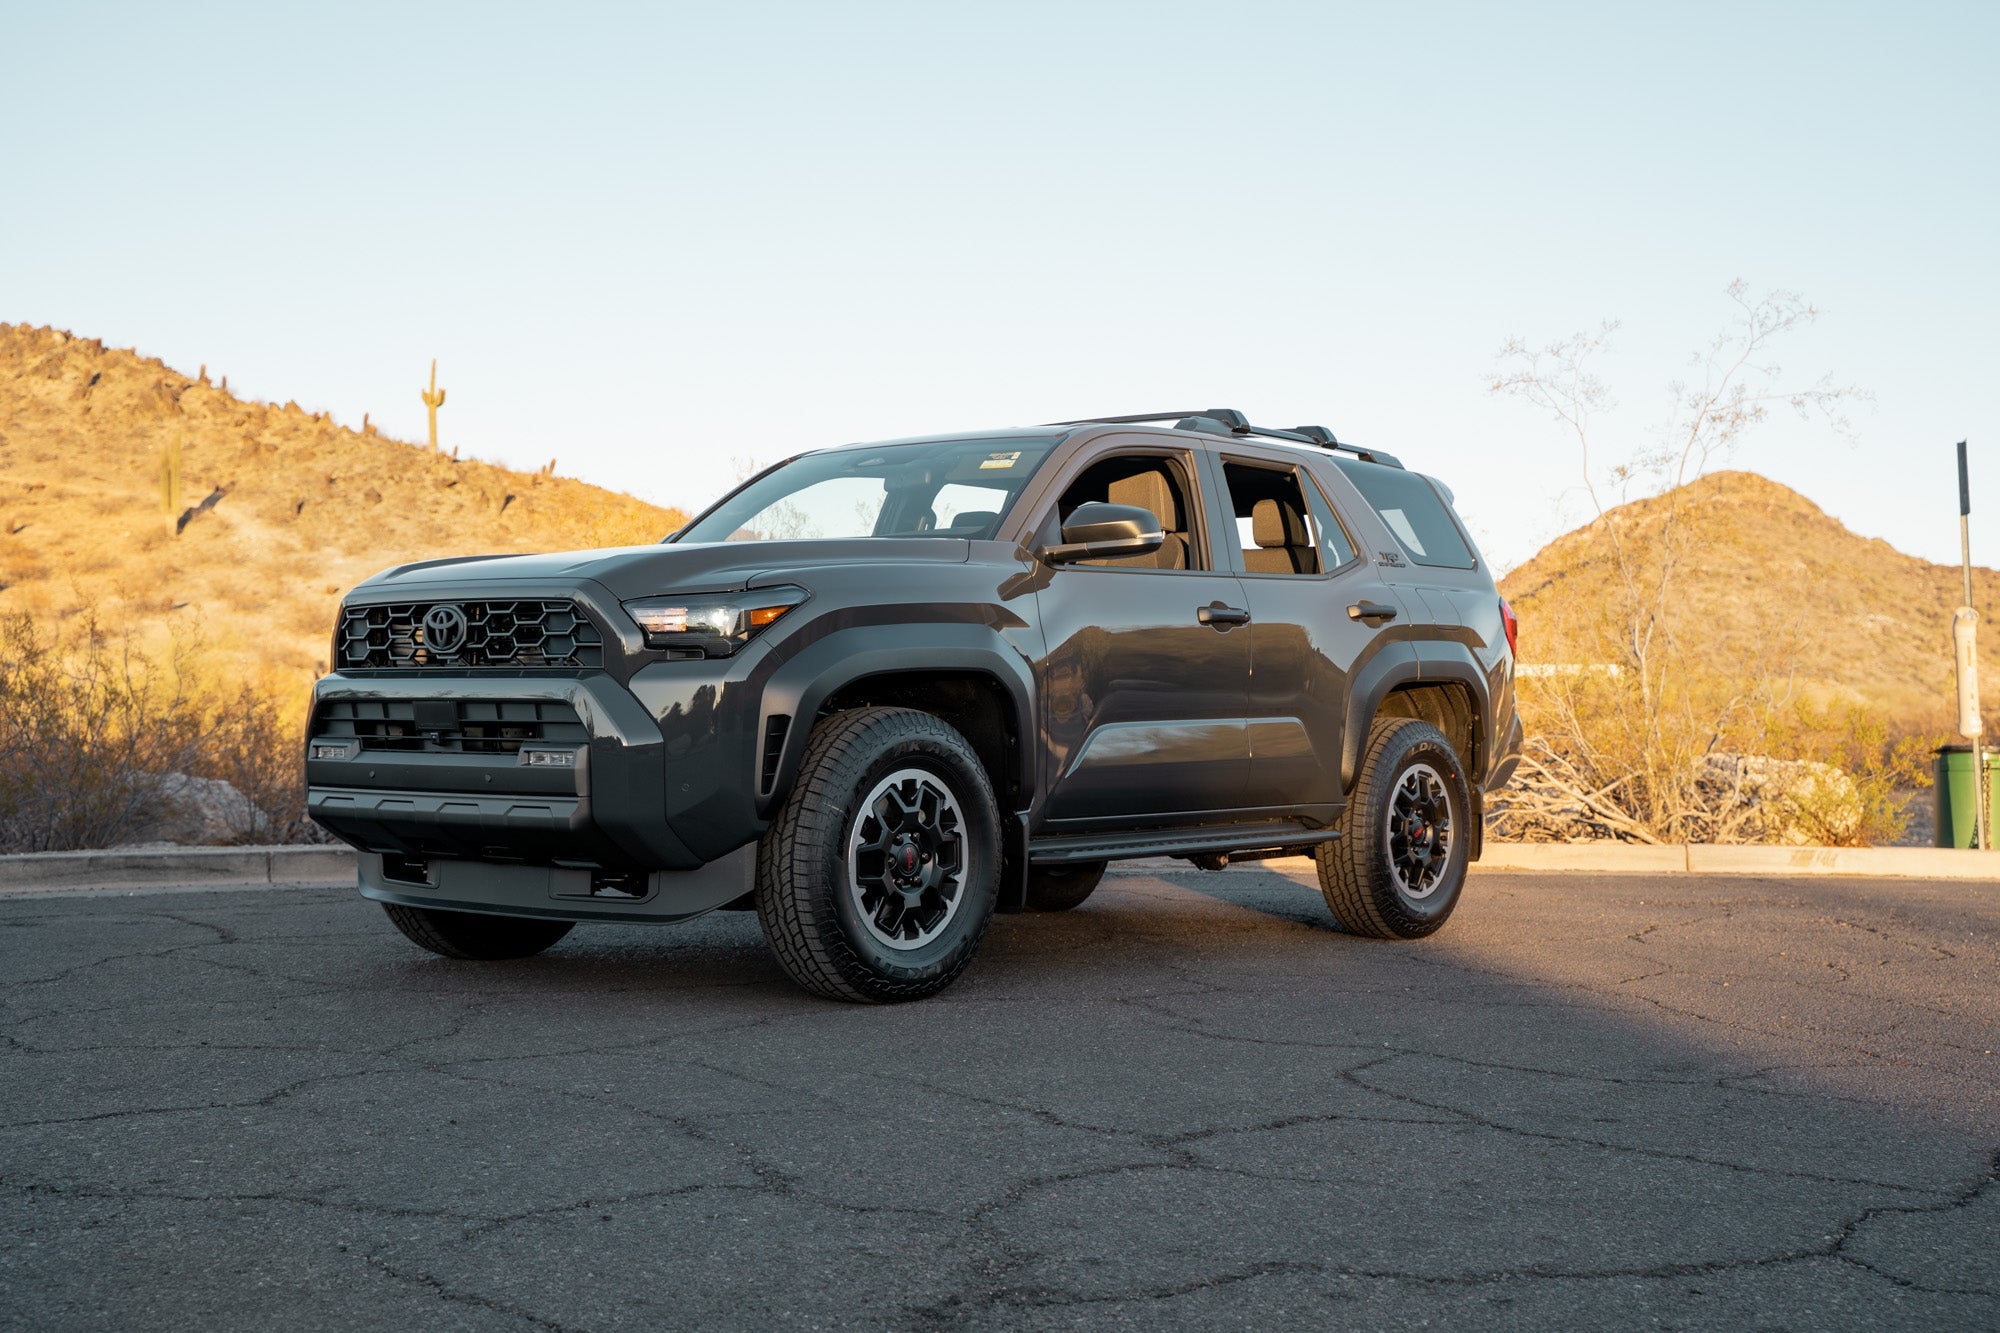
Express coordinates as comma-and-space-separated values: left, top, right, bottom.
308, 410, 1522, 1001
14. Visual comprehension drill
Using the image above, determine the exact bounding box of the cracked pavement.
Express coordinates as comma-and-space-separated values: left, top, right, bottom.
2, 864, 1997, 1330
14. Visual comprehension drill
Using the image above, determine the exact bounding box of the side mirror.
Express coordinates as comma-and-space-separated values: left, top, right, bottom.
1041, 502, 1165, 565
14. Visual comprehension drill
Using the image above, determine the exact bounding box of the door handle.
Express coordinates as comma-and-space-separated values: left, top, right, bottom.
1348, 601, 1399, 624
1198, 602, 1251, 628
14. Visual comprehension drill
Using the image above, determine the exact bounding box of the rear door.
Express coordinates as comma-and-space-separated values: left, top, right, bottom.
1206, 451, 1409, 818
1030, 441, 1253, 827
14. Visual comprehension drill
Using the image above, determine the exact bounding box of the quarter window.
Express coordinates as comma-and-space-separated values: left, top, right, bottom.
1328, 458, 1476, 569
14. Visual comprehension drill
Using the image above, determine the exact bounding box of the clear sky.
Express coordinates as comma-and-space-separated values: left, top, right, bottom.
3, 1, 1994, 571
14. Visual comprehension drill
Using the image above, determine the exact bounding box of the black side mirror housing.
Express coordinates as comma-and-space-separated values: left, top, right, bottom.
1041, 502, 1165, 565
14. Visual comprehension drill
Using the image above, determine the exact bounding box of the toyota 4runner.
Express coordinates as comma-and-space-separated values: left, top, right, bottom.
307, 410, 1522, 1001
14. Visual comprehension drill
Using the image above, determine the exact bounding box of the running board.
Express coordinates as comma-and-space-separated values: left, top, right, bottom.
1028, 821, 1338, 866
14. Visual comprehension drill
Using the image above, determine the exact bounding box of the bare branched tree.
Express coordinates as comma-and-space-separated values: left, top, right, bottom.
1489, 282, 1876, 844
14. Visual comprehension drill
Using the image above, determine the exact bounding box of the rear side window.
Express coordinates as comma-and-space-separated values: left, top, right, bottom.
1219, 461, 1356, 575
1328, 459, 1476, 569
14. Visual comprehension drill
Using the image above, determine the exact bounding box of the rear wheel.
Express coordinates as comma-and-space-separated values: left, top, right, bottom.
1025, 861, 1105, 911
381, 904, 574, 959
1315, 717, 1471, 939
756, 707, 1000, 1002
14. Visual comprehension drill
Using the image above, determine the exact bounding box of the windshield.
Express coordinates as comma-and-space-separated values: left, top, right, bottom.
675, 437, 1059, 544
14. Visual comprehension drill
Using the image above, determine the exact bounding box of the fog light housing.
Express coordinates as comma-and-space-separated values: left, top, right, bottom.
521, 748, 578, 768
310, 740, 358, 761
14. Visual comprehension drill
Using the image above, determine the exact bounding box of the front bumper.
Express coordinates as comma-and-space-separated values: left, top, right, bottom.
307, 672, 705, 871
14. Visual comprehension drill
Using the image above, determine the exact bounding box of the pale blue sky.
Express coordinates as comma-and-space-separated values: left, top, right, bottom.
3, 1, 1993, 570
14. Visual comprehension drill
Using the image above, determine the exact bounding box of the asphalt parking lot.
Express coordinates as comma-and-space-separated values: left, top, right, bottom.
3, 863, 1996, 1331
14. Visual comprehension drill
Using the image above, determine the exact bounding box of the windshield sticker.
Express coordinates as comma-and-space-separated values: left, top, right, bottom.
979, 451, 1022, 470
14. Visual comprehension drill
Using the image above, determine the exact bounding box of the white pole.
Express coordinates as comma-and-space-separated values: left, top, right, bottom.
1957, 442, 1988, 852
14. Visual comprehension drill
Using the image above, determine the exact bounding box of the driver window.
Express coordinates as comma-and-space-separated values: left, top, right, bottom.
1048, 454, 1200, 571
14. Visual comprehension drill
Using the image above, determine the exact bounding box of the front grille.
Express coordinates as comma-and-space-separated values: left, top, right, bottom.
313, 699, 588, 754
337, 600, 604, 669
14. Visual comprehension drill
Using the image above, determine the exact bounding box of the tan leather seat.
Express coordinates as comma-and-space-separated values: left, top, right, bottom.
1097, 471, 1189, 570
1244, 498, 1315, 574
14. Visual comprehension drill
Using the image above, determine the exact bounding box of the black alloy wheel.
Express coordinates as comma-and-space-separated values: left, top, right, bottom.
847, 767, 973, 949
1385, 762, 1455, 900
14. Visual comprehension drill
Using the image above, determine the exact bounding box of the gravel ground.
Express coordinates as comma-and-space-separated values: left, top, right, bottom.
3, 863, 1996, 1331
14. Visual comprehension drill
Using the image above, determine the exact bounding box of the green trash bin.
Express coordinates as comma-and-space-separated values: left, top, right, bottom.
1933, 745, 2000, 849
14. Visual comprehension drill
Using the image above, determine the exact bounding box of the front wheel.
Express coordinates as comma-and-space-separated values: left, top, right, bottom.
381, 904, 574, 959
1315, 717, 1472, 939
756, 707, 1000, 1002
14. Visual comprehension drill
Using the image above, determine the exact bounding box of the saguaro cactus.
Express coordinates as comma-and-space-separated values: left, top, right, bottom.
421, 359, 447, 451
159, 433, 183, 531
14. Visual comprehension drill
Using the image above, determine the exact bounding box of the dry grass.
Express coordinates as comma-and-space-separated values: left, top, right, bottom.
0, 324, 687, 699
0, 609, 313, 851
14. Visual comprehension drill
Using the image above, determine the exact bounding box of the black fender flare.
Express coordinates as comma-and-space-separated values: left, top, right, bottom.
754, 623, 1037, 819
1341, 641, 1494, 794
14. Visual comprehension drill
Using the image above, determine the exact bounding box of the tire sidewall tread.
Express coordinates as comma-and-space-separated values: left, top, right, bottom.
1316, 716, 1472, 940
755, 706, 1000, 1002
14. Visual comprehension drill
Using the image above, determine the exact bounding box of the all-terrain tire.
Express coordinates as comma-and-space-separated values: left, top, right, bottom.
755, 706, 1000, 1002
1024, 861, 1106, 911
381, 904, 574, 959
1315, 717, 1472, 939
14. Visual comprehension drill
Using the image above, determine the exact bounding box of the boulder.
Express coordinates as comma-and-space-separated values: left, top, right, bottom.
151, 773, 271, 845
1698, 753, 1865, 845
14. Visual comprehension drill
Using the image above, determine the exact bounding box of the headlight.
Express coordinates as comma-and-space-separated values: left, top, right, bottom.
622, 586, 808, 656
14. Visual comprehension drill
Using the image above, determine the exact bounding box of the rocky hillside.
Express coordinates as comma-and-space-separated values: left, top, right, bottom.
1500, 470, 1999, 737
0, 324, 686, 704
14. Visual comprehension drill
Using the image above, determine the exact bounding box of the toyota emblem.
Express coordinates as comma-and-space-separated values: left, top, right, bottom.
422, 604, 469, 657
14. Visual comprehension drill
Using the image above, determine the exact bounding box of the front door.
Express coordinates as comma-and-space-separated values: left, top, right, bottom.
1032, 446, 1252, 827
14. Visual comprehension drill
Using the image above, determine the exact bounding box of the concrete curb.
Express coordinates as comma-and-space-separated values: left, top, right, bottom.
1478, 843, 2000, 880
0, 845, 357, 893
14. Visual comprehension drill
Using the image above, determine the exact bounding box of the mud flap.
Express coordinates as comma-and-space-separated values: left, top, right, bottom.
996, 810, 1029, 914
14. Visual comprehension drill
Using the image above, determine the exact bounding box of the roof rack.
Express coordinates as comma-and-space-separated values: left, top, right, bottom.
1044, 409, 1402, 468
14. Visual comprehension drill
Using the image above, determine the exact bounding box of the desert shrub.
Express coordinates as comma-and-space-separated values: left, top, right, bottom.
1761, 701, 1938, 846
1495, 665, 1940, 846
0, 611, 315, 851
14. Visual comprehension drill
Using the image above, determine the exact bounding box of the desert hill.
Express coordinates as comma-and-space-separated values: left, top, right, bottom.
1500, 469, 1998, 737
0, 324, 687, 706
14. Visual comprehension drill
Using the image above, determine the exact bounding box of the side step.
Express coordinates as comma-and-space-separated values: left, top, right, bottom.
1028, 821, 1338, 866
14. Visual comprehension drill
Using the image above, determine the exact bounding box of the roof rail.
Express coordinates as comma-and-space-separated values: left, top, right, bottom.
1044, 410, 1402, 468
1045, 409, 1248, 430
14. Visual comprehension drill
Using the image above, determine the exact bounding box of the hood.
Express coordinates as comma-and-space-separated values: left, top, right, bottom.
353, 537, 973, 600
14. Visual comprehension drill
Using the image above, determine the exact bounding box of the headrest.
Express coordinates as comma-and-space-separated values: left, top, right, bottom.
942, 510, 998, 532
1107, 470, 1179, 529
1252, 498, 1307, 548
